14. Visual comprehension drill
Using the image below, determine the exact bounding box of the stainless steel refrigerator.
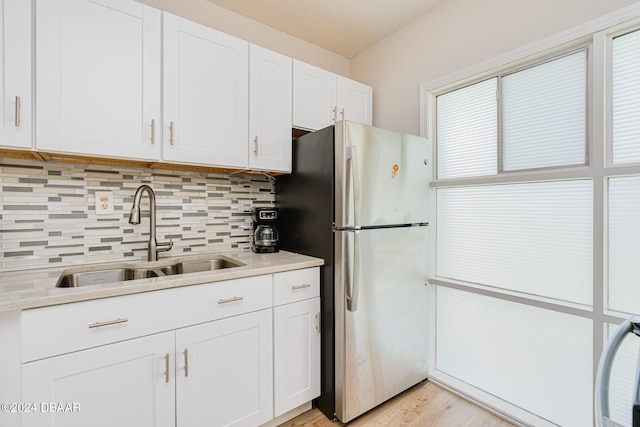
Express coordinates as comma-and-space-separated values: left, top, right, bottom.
276, 121, 430, 423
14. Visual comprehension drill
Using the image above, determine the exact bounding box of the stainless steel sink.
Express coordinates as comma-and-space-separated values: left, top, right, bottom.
56, 267, 165, 288
55, 255, 245, 288
161, 258, 243, 275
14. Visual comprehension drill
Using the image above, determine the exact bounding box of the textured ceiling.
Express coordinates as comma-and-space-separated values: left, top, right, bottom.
207, 0, 448, 58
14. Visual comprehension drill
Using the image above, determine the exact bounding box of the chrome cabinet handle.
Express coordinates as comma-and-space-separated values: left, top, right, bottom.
165, 353, 170, 383
315, 312, 321, 333
253, 136, 259, 155
88, 318, 129, 329
217, 296, 244, 304
340, 108, 345, 121
169, 121, 175, 145
151, 119, 156, 144
183, 349, 189, 377
291, 283, 311, 290
332, 106, 337, 123
15, 96, 21, 127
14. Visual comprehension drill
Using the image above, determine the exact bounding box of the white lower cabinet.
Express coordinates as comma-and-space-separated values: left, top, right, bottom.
272, 268, 321, 417
22, 310, 272, 427
17, 267, 320, 427
273, 298, 320, 417
22, 332, 175, 427
176, 309, 273, 427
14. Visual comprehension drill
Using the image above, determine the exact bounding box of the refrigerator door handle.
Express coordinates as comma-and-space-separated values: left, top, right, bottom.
346, 146, 361, 227
346, 231, 360, 312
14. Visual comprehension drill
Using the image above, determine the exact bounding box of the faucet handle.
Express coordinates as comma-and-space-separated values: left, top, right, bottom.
157, 235, 173, 253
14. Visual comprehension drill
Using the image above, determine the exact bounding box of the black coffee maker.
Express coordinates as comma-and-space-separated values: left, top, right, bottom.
251, 207, 279, 253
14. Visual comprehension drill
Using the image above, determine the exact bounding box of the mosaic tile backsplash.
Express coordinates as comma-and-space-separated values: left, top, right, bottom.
0, 158, 275, 272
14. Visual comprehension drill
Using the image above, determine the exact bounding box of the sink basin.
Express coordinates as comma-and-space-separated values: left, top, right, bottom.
55, 255, 245, 288
56, 268, 164, 288
161, 258, 244, 275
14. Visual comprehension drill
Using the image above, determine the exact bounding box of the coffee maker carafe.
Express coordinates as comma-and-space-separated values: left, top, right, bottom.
251, 208, 279, 253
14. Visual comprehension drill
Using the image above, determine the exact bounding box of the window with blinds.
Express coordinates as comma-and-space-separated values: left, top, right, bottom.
501, 51, 587, 171
435, 50, 587, 178
436, 180, 593, 304
436, 287, 593, 427
612, 29, 640, 164
436, 78, 497, 179
608, 176, 640, 313
428, 18, 640, 426
431, 46, 593, 426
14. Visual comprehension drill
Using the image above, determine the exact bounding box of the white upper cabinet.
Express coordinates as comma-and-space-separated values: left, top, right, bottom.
0, 0, 32, 150
292, 60, 337, 131
34, 0, 161, 161
249, 45, 292, 173
163, 13, 249, 169
337, 76, 373, 126
292, 60, 372, 131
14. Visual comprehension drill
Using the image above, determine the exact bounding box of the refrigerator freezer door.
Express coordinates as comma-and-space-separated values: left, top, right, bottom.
334, 225, 429, 423
338, 121, 431, 228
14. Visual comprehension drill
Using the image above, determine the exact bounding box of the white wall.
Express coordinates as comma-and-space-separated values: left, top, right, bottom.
136, 0, 350, 76
350, 0, 640, 135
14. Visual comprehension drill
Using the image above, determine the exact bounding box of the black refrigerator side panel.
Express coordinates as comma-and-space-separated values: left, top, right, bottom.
276, 125, 336, 418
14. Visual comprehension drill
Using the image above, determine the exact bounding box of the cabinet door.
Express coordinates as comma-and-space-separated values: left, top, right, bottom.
0, 0, 31, 149
273, 297, 321, 417
35, 0, 161, 160
163, 13, 249, 168
22, 332, 175, 427
292, 60, 336, 131
176, 309, 273, 427
249, 45, 292, 173
337, 76, 373, 126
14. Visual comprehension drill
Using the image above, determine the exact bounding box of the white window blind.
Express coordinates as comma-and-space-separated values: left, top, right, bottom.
501, 51, 587, 171
436, 180, 593, 304
436, 78, 497, 179
436, 287, 593, 427
613, 29, 640, 164
608, 176, 640, 313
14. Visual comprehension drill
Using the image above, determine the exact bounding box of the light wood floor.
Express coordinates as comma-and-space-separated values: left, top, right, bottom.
278, 381, 515, 427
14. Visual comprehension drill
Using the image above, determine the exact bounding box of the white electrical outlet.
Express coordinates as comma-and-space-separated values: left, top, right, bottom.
95, 191, 115, 215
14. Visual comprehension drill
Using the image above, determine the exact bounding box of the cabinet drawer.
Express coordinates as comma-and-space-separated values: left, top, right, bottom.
273, 268, 319, 306
22, 289, 171, 363
22, 275, 272, 362
182, 274, 272, 325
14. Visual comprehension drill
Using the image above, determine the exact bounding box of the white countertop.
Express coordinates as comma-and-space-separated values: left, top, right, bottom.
0, 250, 324, 313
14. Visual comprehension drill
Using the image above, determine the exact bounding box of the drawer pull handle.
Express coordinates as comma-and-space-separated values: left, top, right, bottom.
150, 119, 156, 144
88, 318, 129, 329
218, 296, 244, 305
184, 349, 189, 377
316, 312, 321, 333
165, 353, 170, 383
291, 284, 312, 290
169, 121, 175, 145
15, 96, 21, 127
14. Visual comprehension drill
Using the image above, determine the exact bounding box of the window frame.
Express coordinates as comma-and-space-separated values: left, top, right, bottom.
607, 23, 640, 168
420, 8, 640, 426
497, 47, 591, 174
433, 46, 591, 181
